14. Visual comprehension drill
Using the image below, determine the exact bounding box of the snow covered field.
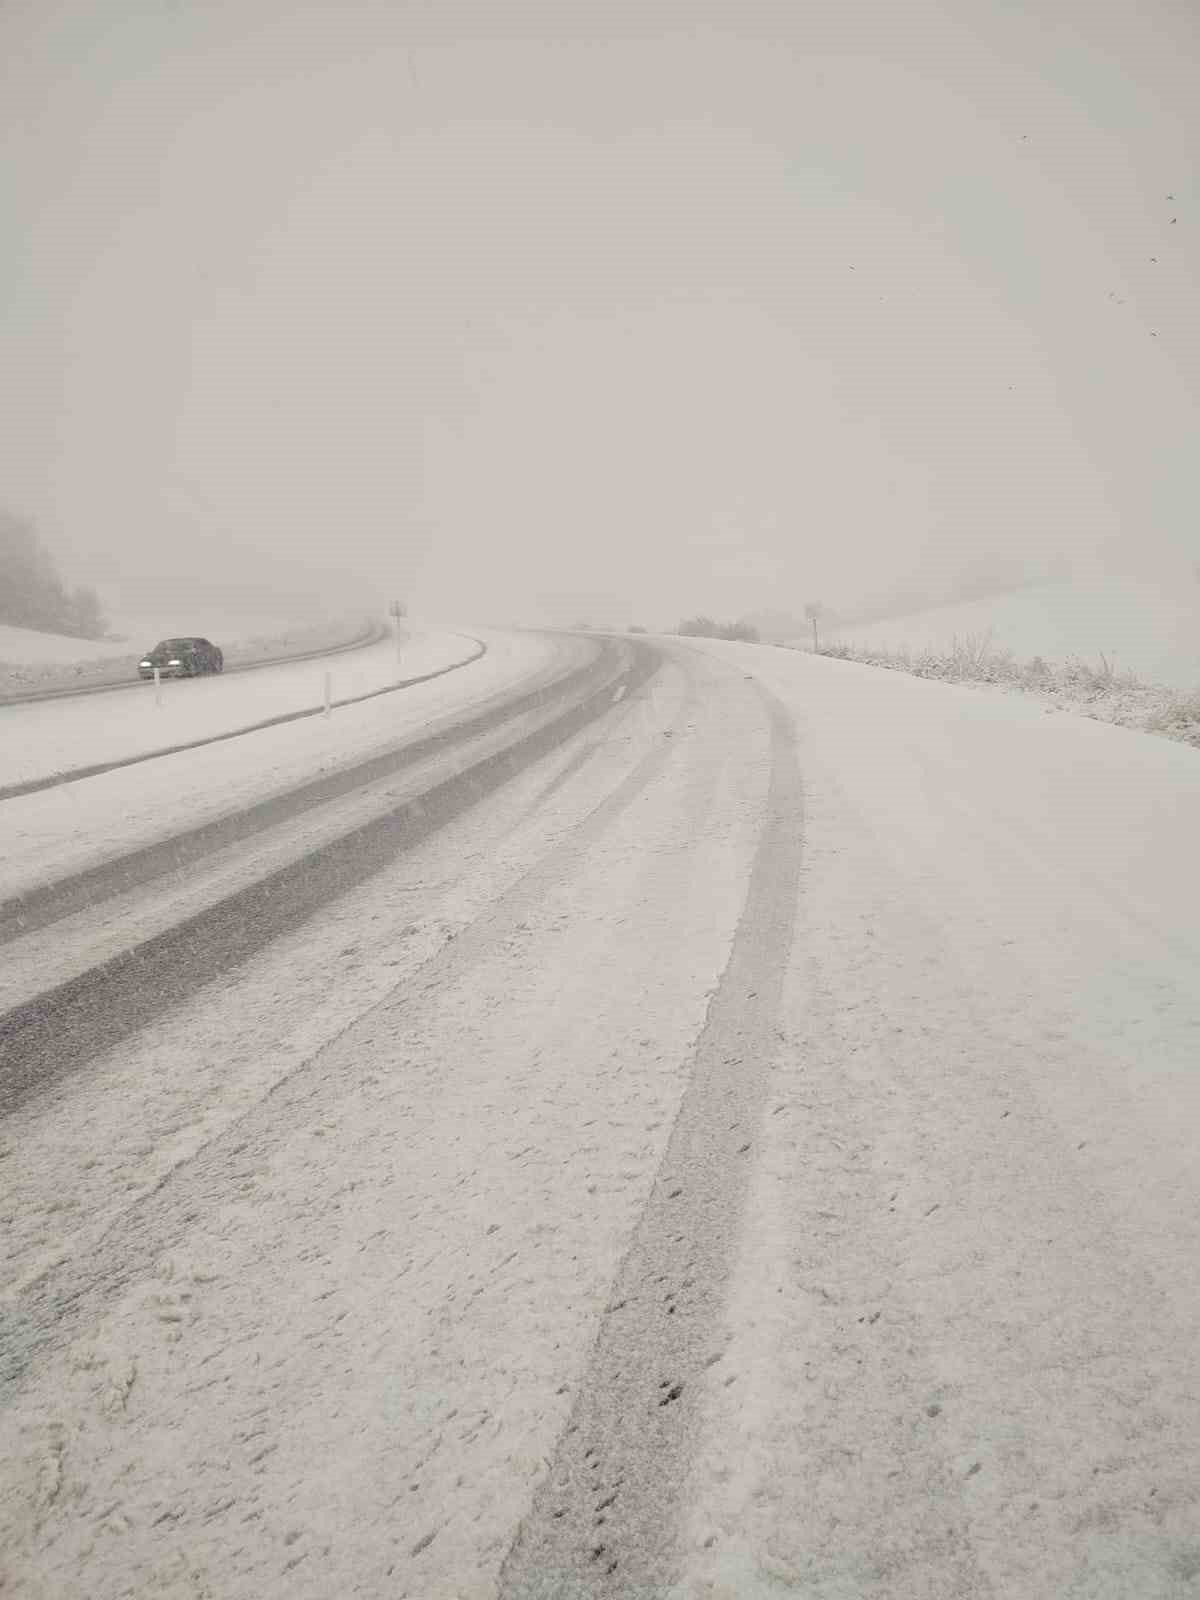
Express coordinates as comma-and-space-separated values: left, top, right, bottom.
1, 635, 1198, 1597
0, 624, 148, 664
828, 574, 1200, 691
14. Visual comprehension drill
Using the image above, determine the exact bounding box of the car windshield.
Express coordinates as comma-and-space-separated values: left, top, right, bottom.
152, 640, 193, 653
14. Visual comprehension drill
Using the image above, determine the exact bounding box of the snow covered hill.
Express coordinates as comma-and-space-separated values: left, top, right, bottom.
0, 613, 294, 665
828, 574, 1200, 691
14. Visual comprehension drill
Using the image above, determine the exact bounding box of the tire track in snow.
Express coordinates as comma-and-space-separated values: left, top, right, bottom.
0, 639, 586, 943
497, 681, 803, 1599
0, 643, 657, 1115
0, 654, 692, 1400
0, 635, 484, 802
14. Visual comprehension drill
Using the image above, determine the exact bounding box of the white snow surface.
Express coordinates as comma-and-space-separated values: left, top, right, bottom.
680, 641, 1200, 1600
0, 624, 143, 664
0, 614, 381, 698
0, 627, 572, 905
0, 625, 480, 789
0, 613, 293, 665
2, 637, 1199, 1597
829, 574, 1200, 689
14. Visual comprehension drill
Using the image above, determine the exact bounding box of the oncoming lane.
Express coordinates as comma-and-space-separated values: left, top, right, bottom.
0, 629, 586, 908
0, 627, 484, 793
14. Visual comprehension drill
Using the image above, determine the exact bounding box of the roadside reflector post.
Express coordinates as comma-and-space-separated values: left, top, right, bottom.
323, 672, 332, 718
388, 599, 406, 666
154, 665, 162, 707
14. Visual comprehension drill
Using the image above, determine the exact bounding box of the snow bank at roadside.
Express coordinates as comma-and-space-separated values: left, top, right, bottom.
0, 615, 376, 697
675, 636, 1200, 1600
805, 635, 1200, 751
824, 574, 1200, 692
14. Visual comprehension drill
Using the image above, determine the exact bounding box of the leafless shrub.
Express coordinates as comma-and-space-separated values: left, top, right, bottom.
677, 616, 760, 642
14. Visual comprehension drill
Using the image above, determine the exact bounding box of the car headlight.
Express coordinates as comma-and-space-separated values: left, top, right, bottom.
168, 658, 181, 666
140, 660, 152, 667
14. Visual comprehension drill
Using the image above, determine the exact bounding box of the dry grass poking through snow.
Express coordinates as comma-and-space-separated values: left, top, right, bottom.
811, 630, 1200, 750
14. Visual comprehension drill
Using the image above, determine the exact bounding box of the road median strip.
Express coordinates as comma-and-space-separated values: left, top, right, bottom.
0, 639, 662, 1122
0, 635, 486, 803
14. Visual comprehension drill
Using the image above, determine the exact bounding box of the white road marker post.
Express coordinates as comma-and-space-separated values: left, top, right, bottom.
389, 599, 406, 667
153, 665, 162, 707
323, 671, 332, 719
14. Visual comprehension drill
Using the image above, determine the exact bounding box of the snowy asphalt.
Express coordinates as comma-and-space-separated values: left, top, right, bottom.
497, 684, 803, 1598
0, 634, 597, 944
1, 634, 1198, 1599
0, 633, 652, 1115
0, 633, 486, 803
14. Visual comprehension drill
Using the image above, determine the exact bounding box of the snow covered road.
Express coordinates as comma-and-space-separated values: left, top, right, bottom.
1, 636, 1198, 1598
0, 625, 485, 791
0, 627, 573, 905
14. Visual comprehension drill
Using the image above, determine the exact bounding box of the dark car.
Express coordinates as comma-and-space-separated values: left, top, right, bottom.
138, 637, 224, 680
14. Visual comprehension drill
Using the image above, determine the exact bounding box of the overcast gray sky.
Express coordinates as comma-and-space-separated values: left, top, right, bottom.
3, 0, 1198, 626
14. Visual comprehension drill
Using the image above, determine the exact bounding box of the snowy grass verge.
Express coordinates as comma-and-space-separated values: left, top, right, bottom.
807, 631, 1200, 750
0, 615, 379, 698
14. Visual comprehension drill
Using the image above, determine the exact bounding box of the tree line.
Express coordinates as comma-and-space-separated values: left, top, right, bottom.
0, 509, 107, 638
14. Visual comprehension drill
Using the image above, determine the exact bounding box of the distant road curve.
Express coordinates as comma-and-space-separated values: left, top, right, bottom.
0, 634, 487, 804
0, 616, 389, 708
